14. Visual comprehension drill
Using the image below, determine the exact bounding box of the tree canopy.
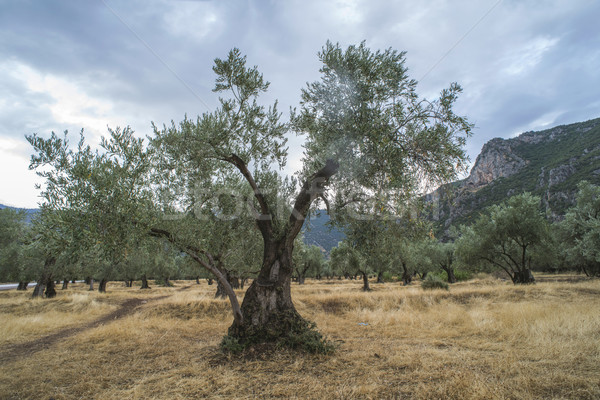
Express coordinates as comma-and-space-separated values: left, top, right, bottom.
456, 193, 550, 284
26, 42, 472, 351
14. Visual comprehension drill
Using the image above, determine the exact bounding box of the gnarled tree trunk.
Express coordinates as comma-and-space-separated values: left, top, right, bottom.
88, 278, 94, 291
140, 274, 150, 289
227, 239, 306, 345
511, 269, 535, 284
401, 262, 412, 285
361, 271, 371, 291
45, 278, 57, 298
17, 281, 28, 291
32, 257, 56, 298
62, 279, 69, 290
226, 160, 338, 348
443, 267, 456, 284
98, 278, 108, 293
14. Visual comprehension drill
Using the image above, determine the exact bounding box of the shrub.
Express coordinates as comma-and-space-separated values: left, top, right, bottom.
421, 275, 449, 290
454, 270, 472, 282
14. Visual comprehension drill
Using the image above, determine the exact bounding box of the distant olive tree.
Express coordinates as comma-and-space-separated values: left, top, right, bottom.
0, 208, 29, 288
456, 193, 550, 284
330, 241, 370, 291
555, 181, 600, 276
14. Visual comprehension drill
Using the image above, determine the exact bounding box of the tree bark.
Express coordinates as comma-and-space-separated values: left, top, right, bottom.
140, 274, 150, 289
45, 277, 57, 298
195, 276, 200, 284
88, 278, 94, 291
98, 278, 108, 293
215, 267, 231, 299
401, 262, 412, 285
376, 271, 384, 283
62, 279, 69, 290
443, 267, 456, 284
513, 269, 535, 284
17, 281, 28, 291
361, 271, 371, 291
32, 258, 56, 298
230, 276, 240, 289
32, 281, 46, 298
227, 239, 305, 345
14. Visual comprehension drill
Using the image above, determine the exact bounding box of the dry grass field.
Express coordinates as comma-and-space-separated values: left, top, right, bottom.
1, 275, 599, 399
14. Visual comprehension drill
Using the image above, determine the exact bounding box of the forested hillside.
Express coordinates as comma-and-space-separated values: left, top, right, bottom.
302, 212, 345, 253
426, 117, 600, 233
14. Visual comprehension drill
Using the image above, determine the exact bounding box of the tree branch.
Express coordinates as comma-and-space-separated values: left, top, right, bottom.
221, 153, 273, 238
287, 159, 339, 245
149, 227, 243, 324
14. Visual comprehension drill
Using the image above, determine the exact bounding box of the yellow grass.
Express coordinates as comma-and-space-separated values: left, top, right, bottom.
1, 276, 599, 399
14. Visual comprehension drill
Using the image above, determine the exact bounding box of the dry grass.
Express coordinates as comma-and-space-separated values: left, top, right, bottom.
1, 276, 599, 399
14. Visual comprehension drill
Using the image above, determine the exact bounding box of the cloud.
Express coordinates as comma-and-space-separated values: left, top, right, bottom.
0, 0, 599, 207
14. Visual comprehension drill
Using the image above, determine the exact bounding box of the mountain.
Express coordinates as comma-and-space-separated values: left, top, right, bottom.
426, 117, 600, 232
302, 211, 345, 254
0, 204, 39, 224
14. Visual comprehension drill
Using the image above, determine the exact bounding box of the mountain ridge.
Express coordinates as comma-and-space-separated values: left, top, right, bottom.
427, 117, 600, 232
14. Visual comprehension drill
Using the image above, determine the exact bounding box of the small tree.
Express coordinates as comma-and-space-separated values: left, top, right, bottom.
0, 208, 28, 287
556, 181, 600, 276
428, 240, 458, 283
330, 242, 369, 291
456, 193, 549, 284
294, 243, 324, 284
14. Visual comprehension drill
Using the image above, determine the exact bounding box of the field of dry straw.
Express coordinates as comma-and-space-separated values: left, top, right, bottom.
0, 275, 599, 399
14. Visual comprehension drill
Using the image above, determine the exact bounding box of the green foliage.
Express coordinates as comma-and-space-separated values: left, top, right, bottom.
555, 181, 600, 276
453, 269, 473, 281
421, 275, 449, 290
220, 335, 245, 353
456, 193, 550, 283
381, 271, 396, 282
330, 241, 364, 277
277, 321, 335, 354
0, 208, 28, 282
295, 40, 472, 221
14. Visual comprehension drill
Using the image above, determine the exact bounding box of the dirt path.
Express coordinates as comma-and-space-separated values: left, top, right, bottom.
0, 295, 171, 365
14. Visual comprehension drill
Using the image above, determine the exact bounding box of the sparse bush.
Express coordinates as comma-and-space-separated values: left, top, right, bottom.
220, 335, 245, 353
421, 275, 449, 290
454, 269, 472, 281
382, 271, 396, 282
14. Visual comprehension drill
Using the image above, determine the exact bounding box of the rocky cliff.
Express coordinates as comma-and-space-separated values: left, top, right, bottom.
427, 117, 600, 233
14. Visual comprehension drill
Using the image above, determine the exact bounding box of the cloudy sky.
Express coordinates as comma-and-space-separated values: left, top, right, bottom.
1, 0, 599, 208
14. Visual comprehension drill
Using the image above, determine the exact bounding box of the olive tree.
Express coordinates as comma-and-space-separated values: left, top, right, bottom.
0, 208, 28, 288
28, 42, 471, 350
456, 193, 550, 284
330, 241, 369, 290
556, 181, 600, 276
294, 242, 325, 284
428, 240, 458, 283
